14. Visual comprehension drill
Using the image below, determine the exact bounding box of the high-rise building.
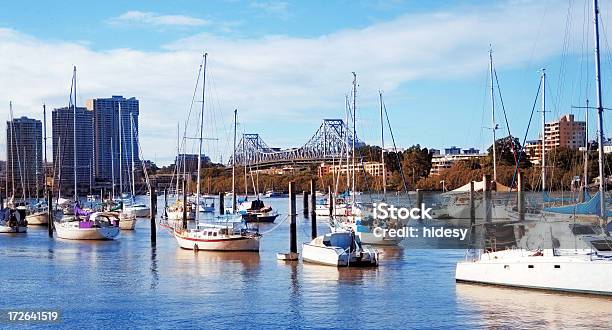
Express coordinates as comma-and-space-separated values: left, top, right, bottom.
5, 117, 43, 197
525, 114, 586, 164
52, 106, 93, 192
86, 96, 140, 187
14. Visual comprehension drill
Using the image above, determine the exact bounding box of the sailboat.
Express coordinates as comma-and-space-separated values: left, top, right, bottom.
54, 67, 120, 240
1, 102, 28, 233
171, 54, 260, 251
122, 112, 150, 218
25, 104, 49, 225
456, 0, 612, 295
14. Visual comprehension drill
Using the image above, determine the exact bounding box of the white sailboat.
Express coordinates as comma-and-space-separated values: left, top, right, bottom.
123, 112, 150, 218
54, 67, 120, 240
114, 103, 136, 230
456, 0, 612, 295
171, 53, 260, 252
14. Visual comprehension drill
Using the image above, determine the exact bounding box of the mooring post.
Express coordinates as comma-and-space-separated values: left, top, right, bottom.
0, 191, 3, 209
469, 181, 475, 246
182, 180, 187, 229
328, 185, 333, 218
517, 172, 525, 222
219, 192, 225, 215
483, 175, 492, 223
416, 189, 423, 218
303, 190, 309, 218
150, 187, 157, 243
47, 188, 53, 237
310, 179, 317, 239
164, 188, 168, 218
289, 182, 297, 254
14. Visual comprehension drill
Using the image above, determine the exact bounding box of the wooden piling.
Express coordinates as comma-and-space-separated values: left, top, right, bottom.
47, 189, 53, 237
289, 182, 297, 254
182, 180, 187, 229
164, 188, 168, 218
310, 179, 317, 239
328, 186, 333, 218
150, 187, 157, 243
219, 192, 225, 215
469, 181, 475, 245
517, 172, 525, 222
303, 191, 309, 217
416, 189, 423, 218
483, 175, 492, 222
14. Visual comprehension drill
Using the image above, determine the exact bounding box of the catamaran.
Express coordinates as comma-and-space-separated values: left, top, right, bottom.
456, 0, 612, 295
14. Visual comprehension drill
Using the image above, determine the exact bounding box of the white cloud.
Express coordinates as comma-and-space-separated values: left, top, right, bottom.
109, 10, 209, 27
0, 1, 600, 164
250, 1, 290, 19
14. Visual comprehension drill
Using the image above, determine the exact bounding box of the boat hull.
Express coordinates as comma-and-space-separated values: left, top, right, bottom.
243, 213, 279, 223
302, 243, 378, 267
26, 212, 48, 225
119, 218, 136, 230
55, 222, 120, 240
173, 230, 259, 251
167, 210, 195, 220
0, 225, 27, 233
456, 252, 612, 295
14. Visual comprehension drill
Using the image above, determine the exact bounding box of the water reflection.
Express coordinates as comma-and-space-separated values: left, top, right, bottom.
456, 283, 612, 328
150, 246, 159, 290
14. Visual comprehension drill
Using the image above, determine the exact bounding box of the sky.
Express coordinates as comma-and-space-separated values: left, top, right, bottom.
2, 0, 612, 165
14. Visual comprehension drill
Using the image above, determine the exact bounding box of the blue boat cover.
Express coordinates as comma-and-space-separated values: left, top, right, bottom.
544, 191, 607, 215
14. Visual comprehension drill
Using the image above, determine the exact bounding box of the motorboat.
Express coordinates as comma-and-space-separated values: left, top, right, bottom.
302, 231, 379, 267
123, 203, 150, 217
240, 199, 279, 223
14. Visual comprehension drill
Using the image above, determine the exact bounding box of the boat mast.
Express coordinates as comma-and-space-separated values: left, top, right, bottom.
72, 66, 77, 201
9, 102, 15, 199
379, 90, 387, 200
351, 72, 357, 206
232, 109, 237, 212
111, 136, 115, 199
489, 47, 497, 182
541, 69, 546, 191
592, 0, 606, 225
243, 134, 248, 198
130, 112, 136, 203
175, 122, 180, 197
196, 53, 208, 223
345, 95, 350, 194
584, 99, 589, 190
43, 103, 48, 197
118, 101, 123, 202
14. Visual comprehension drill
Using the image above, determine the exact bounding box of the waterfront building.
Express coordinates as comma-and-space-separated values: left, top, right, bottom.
86, 96, 140, 185
52, 106, 93, 191
429, 153, 486, 176
318, 161, 389, 177
5, 117, 43, 196
444, 146, 462, 155
525, 114, 586, 164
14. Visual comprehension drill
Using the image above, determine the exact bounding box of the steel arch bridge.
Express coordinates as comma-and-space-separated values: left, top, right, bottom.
231, 119, 363, 168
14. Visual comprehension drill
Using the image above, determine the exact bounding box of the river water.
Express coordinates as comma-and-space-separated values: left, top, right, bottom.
1, 195, 612, 329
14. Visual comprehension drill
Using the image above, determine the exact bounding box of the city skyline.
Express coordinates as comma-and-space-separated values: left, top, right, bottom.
1, 1, 612, 166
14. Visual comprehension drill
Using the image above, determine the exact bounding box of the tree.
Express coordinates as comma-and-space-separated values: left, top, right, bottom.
486, 135, 530, 168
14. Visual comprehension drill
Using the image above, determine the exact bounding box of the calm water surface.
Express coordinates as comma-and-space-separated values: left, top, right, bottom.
2, 196, 612, 329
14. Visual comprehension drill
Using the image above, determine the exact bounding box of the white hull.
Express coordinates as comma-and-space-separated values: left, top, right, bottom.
55, 222, 120, 240
124, 206, 150, 217
119, 218, 136, 230
315, 204, 362, 217
0, 225, 27, 233
356, 231, 403, 246
26, 212, 48, 225
456, 249, 612, 295
302, 232, 378, 267
173, 229, 259, 251
167, 210, 195, 220
302, 244, 350, 266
